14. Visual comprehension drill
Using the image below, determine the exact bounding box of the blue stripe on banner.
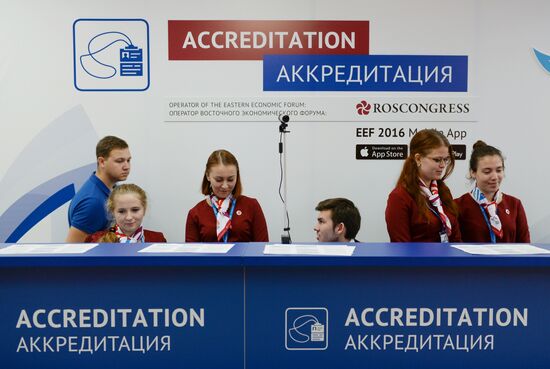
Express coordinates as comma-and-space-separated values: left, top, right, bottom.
6, 184, 76, 243
263, 54, 468, 92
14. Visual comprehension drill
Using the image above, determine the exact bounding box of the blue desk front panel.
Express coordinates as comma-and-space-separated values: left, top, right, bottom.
0, 266, 244, 369
245, 266, 550, 369
2, 243, 550, 369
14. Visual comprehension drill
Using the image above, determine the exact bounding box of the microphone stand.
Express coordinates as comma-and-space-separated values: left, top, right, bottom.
278, 115, 291, 244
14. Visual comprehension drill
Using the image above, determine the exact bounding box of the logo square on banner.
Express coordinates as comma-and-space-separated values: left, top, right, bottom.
285, 307, 328, 350
73, 19, 150, 91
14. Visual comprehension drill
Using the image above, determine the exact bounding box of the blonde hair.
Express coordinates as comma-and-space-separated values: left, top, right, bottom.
98, 184, 148, 243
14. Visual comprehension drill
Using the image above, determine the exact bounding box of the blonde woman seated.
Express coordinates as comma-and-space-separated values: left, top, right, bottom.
86, 184, 166, 243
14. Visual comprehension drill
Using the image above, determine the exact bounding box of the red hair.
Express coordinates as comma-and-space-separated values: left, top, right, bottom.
397, 129, 457, 219
201, 150, 242, 197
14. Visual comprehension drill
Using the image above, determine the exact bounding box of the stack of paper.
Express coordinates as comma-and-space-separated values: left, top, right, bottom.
264, 244, 355, 256
0, 244, 98, 254
451, 244, 550, 255
139, 243, 235, 254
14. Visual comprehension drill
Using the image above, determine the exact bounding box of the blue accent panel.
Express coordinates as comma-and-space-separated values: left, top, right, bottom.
5, 184, 76, 243
263, 54, 468, 91
533, 48, 550, 73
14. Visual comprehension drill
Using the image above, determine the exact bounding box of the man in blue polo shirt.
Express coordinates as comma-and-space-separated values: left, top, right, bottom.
66, 136, 131, 242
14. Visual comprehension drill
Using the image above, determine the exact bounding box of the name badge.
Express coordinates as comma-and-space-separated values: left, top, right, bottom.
439, 231, 449, 243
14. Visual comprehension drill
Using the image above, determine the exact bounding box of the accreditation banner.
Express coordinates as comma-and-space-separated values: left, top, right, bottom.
245, 267, 550, 368
168, 20, 370, 60
0, 267, 244, 369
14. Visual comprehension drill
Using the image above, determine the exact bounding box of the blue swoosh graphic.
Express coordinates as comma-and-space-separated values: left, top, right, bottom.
533, 48, 550, 73
5, 185, 75, 243
0, 164, 96, 242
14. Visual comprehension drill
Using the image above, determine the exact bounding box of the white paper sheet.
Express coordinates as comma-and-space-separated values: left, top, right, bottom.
264, 244, 355, 256
139, 243, 235, 254
451, 244, 550, 255
0, 244, 98, 254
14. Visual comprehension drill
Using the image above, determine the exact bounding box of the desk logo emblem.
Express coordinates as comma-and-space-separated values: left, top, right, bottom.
285, 307, 328, 350
73, 19, 150, 91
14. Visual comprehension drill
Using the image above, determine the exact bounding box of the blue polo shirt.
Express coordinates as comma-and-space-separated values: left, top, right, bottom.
68, 173, 111, 234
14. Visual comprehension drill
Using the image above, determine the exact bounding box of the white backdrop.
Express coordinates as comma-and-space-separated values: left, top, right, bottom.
1, 0, 549, 243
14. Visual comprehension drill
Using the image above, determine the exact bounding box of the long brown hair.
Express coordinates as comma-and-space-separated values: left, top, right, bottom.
397, 129, 457, 219
98, 184, 148, 243
201, 149, 242, 197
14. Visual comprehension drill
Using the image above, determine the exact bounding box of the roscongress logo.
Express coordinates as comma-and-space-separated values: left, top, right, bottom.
356, 100, 372, 115
355, 101, 470, 117
285, 307, 328, 350
73, 19, 150, 91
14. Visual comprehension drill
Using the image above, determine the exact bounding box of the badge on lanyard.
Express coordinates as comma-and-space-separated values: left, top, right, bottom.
428, 204, 450, 243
